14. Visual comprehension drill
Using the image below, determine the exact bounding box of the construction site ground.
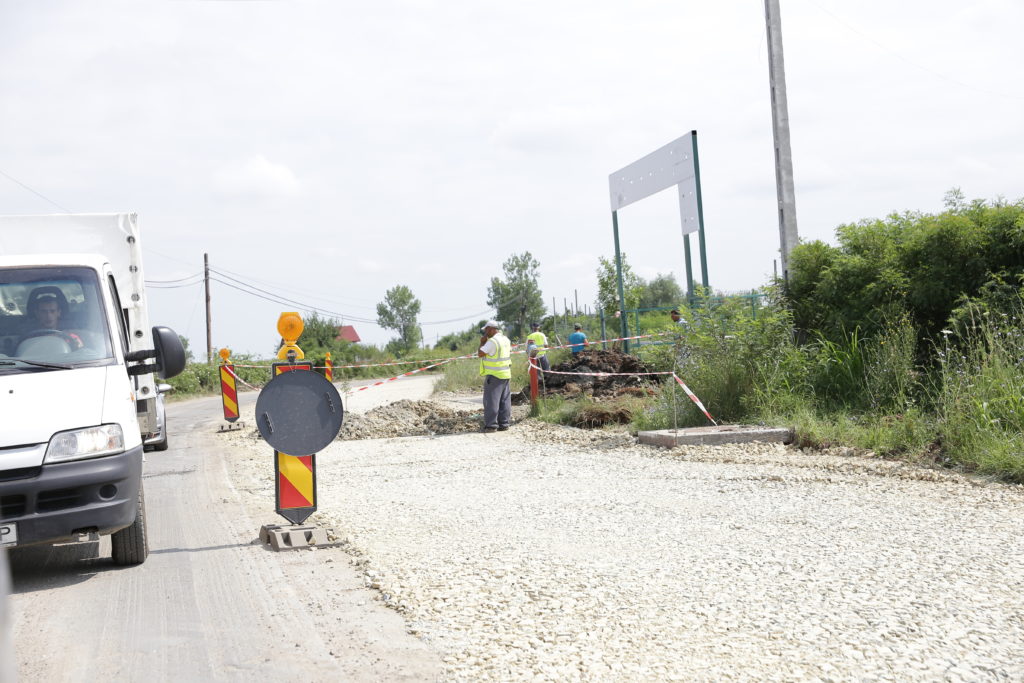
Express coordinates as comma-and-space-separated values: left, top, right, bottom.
10, 375, 1024, 681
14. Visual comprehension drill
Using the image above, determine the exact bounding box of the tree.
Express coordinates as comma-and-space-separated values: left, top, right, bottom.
640, 273, 684, 309
376, 285, 422, 355
178, 335, 194, 362
595, 254, 643, 316
299, 312, 344, 350
486, 252, 545, 340
435, 320, 488, 352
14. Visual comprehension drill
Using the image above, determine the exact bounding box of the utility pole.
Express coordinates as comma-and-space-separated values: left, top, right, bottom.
204, 252, 212, 364
765, 0, 799, 280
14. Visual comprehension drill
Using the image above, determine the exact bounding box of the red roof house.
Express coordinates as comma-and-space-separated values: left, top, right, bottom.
336, 325, 361, 343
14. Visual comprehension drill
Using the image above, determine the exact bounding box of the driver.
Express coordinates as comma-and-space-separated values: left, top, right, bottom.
22, 293, 84, 351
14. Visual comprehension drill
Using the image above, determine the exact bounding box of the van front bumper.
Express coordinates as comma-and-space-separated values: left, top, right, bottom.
0, 444, 143, 546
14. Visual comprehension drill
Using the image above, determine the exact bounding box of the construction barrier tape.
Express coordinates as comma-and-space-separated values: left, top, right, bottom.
224, 366, 262, 392
345, 358, 454, 395
226, 330, 679, 373
528, 359, 716, 426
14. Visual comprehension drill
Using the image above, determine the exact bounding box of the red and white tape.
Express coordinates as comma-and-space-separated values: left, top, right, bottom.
344, 358, 453, 395
223, 366, 262, 392
528, 359, 716, 425
227, 330, 676, 373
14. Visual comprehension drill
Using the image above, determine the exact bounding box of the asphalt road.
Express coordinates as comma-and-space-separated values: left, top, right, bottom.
8, 379, 442, 682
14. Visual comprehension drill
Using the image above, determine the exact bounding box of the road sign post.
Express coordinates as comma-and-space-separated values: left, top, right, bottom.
255, 313, 344, 528
218, 347, 240, 427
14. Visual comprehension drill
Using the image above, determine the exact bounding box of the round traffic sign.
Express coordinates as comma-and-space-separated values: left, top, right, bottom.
254, 370, 344, 455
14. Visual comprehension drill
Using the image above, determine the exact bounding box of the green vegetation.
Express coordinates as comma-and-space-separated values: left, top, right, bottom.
436, 193, 1024, 484
170, 195, 1024, 484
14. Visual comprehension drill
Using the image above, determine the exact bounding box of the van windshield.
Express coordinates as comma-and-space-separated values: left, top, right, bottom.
0, 267, 115, 370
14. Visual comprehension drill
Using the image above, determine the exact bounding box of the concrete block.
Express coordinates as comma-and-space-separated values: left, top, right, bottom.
259, 524, 332, 551
638, 424, 793, 448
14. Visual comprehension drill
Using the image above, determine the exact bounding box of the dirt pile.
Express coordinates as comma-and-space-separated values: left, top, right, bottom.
540, 349, 659, 398
338, 399, 530, 440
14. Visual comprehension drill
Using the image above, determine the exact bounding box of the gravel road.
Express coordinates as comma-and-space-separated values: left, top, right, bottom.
224, 389, 1024, 682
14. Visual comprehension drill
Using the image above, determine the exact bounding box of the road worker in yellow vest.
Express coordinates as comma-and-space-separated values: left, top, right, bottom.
478, 319, 512, 432
525, 321, 550, 374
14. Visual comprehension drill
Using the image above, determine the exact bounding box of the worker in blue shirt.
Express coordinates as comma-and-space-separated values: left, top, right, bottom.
568, 323, 588, 355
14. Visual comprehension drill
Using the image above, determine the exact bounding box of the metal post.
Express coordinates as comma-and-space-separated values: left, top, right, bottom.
612, 210, 630, 352
765, 0, 799, 279
691, 131, 710, 291
684, 234, 694, 300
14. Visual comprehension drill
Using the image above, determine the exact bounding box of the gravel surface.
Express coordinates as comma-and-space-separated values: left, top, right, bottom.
224, 395, 1024, 681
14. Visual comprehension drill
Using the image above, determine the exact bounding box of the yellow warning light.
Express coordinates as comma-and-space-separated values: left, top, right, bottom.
219, 347, 231, 361
276, 312, 305, 360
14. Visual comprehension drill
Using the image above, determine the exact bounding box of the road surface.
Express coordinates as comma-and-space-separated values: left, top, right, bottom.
9, 377, 443, 682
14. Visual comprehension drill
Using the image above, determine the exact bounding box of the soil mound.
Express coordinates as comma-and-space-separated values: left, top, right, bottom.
540, 349, 659, 398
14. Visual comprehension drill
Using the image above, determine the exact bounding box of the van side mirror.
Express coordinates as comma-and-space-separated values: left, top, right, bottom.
152, 326, 186, 379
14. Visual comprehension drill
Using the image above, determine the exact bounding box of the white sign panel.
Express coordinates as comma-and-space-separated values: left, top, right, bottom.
608, 131, 700, 235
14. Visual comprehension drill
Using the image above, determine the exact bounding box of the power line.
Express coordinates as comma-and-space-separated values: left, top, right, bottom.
210, 271, 379, 323
0, 168, 73, 213
146, 272, 204, 285
210, 264, 381, 312
208, 265, 528, 326
146, 279, 204, 289
800, 0, 1024, 101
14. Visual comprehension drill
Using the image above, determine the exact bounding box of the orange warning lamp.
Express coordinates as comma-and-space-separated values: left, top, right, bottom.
276, 312, 305, 360
219, 347, 231, 362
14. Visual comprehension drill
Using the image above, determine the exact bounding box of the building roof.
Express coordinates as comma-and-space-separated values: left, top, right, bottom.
336, 325, 361, 343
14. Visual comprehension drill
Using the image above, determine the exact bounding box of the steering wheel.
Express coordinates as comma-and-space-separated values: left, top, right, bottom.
20, 329, 84, 351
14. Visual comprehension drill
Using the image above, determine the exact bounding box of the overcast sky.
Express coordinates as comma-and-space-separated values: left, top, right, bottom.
1, 0, 1021, 356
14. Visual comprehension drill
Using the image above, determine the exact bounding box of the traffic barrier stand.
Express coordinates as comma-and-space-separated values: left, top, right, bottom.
259, 523, 335, 551
218, 347, 243, 431
269, 359, 318, 524
255, 314, 344, 543
324, 351, 333, 381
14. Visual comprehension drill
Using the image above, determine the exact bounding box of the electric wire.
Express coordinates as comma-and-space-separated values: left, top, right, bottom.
146, 272, 203, 284
0, 168, 73, 213
208, 267, 528, 327
146, 279, 204, 289
209, 264, 380, 312
208, 265, 530, 319
800, 0, 1024, 101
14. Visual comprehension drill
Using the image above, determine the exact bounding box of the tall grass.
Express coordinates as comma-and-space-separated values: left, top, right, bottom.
433, 354, 533, 394
935, 305, 1024, 481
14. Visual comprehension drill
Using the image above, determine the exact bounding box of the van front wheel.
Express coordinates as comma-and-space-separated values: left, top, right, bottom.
111, 485, 149, 566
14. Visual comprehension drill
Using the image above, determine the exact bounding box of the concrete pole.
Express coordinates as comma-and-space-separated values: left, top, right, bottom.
765, 0, 799, 280
204, 252, 212, 364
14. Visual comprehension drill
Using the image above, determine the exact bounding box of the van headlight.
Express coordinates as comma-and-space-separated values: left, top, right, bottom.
45, 425, 125, 463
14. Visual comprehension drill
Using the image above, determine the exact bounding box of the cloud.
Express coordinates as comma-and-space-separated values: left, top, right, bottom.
356, 259, 383, 273
212, 155, 300, 197
489, 106, 608, 157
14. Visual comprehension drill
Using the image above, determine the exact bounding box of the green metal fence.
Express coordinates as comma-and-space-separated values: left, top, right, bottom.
545, 292, 769, 352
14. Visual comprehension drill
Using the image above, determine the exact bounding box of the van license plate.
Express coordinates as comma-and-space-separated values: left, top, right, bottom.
0, 524, 16, 547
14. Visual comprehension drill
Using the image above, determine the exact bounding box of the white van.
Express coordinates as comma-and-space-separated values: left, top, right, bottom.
0, 213, 185, 565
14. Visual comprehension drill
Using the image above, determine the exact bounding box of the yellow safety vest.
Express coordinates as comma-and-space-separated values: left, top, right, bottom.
480, 333, 512, 379
526, 331, 548, 357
